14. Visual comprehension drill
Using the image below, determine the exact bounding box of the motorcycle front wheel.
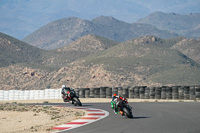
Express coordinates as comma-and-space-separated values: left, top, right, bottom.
122, 107, 133, 118
73, 97, 82, 106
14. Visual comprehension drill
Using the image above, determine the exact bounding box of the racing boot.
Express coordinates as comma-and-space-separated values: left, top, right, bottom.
114, 105, 119, 114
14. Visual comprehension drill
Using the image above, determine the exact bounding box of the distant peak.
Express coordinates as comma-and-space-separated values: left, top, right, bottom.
92, 16, 120, 23
66, 17, 83, 21
151, 11, 166, 15
93, 15, 117, 20
53, 17, 85, 24
149, 11, 179, 17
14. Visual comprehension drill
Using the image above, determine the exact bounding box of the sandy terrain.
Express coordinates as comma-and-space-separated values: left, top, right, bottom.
0, 103, 85, 133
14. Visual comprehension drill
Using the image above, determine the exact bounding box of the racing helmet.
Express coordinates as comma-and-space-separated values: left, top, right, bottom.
62, 85, 66, 88
113, 94, 117, 96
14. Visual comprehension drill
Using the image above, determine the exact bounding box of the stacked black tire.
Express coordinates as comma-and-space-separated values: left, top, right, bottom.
129, 87, 135, 98
74, 85, 200, 100
134, 87, 140, 99
106, 87, 112, 98
139, 86, 145, 99
94, 88, 100, 98
100, 87, 107, 98
155, 87, 161, 99
195, 86, 200, 100
122, 87, 129, 98
179, 86, 184, 99
85, 88, 90, 98
161, 86, 166, 99
172, 86, 179, 100
78, 89, 85, 98
145, 87, 150, 99
149, 87, 155, 99
89, 88, 95, 98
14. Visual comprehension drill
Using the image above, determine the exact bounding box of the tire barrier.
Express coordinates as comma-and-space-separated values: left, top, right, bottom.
184, 86, 190, 100
190, 86, 196, 100
85, 88, 90, 98
155, 87, 161, 99
0, 89, 62, 101
134, 87, 140, 99
3, 91, 9, 101
0, 90, 4, 101
94, 88, 100, 98
118, 87, 123, 96
195, 86, 200, 100
145, 87, 150, 99
89, 88, 95, 98
179, 86, 184, 99
139, 86, 145, 99
149, 87, 155, 99
172, 86, 179, 100
122, 87, 129, 98
106, 87, 112, 98
100, 87, 107, 98
112, 87, 118, 95
129, 87, 135, 99
166, 87, 172, 99
74, 88, 79, 98
1, 86, 200, 101
49, 89, 56, 99
79, 89, 85, 98
161, 86, 166, 99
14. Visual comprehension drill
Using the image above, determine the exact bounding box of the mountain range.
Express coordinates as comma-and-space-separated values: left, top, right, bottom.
22, 11, 200, 50
1, 32, 200, 90
22, 16, 178, 50
137, 11, 200, 38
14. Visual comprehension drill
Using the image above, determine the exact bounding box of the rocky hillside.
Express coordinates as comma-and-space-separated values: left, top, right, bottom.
137, 12, 200, 38
0, 33, 118, 90
55, 36, 200, 88
172, 38, 200, 65
22, 16, 178, 50
44, 34, 118, 69
0, 32, 44, 67
1, 33, 200, 90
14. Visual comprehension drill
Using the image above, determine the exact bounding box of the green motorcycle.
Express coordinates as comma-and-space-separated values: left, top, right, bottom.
111, 98, 133, 118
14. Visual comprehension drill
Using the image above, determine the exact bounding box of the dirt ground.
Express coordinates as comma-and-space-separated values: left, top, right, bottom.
0, 103, 85, 133
0, 98, 199, 133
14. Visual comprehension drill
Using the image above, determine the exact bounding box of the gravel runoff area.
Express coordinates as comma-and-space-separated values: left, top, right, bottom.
0, 101, 85, 133
0, 98, 199, 133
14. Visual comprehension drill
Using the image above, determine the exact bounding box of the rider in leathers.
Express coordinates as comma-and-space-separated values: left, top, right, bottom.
111, 94, 125, 114
61, 85, 71, 102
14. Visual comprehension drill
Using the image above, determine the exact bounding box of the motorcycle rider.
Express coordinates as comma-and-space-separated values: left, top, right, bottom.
111, 94, 125, 114
61, 85, 71, 102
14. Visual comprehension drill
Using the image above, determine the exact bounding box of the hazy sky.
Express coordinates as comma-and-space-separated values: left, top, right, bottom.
0, 0, 200, 39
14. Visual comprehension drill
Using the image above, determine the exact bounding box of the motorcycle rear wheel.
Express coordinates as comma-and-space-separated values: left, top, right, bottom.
73, 97, 82, 106
122, 107, 133, 118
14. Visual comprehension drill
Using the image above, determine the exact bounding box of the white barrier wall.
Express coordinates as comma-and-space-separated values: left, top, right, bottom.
0, 89, 62, 101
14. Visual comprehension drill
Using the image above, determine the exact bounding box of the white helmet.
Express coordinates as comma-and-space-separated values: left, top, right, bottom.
62, 85, 66, 88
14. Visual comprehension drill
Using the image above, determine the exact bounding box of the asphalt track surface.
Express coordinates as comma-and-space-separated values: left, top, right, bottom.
43, 102, 200, 133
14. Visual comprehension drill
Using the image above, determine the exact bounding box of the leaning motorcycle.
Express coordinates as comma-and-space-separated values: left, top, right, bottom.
63, 89, 82, 106
111, 98, 133, 118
